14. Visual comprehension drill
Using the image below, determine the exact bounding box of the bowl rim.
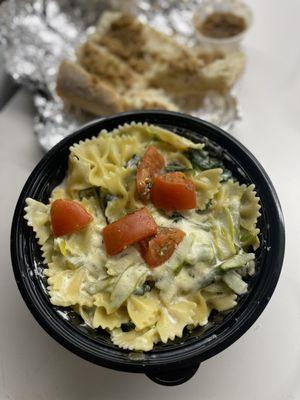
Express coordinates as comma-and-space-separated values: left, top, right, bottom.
10, 110, 285, 373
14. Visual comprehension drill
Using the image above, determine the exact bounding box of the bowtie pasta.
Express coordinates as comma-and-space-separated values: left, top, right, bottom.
25, 122, 260, 351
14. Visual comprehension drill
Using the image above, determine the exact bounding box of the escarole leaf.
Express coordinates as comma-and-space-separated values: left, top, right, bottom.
211, 207, 236, 261
195, 268, 222, 290
107, 265, 148, 314
222, 270, 248, 295
220, 253, 255, 271
186, 148, 232, 182
186, 149, 223, 170
165, 163, 193, 173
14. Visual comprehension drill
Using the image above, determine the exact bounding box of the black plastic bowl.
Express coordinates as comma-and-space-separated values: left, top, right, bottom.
11, 111, 285, 386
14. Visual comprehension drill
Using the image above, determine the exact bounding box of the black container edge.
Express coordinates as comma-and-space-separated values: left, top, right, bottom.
10, 110, 285, 383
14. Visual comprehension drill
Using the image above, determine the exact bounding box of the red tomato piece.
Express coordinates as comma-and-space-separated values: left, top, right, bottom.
102, 208, 157, 256
136, 146, 165, 200
50, 199, 92, 237
150, 172, 197, 211
139, 227, 185, 268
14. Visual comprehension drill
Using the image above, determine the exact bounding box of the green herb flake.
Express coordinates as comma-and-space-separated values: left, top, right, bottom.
121, 322, 136, 332
186, 149, 223, 171
125, 154, 140, 168
165, 163, 193, 173
133, 282, 153, 296
169, 211, 183, 222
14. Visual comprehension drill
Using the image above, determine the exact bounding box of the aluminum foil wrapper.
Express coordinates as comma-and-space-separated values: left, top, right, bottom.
0, 0, 240, 151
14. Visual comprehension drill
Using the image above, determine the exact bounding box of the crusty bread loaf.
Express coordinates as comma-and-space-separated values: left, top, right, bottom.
146, 56, 208, 98
92, 11, 205, 74
56, 12, 245, 116
123, 88, 179, 112
147, 51, 245, 99
201, 51, 245, 92
56, 60, 124, 115
56, 60, 178, 116
77, 41, 141, 92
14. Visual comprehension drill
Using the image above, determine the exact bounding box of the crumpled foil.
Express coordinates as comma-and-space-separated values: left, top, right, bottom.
0, 0, 240, 151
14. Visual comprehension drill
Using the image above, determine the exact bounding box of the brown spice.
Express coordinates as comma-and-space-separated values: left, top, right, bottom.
199, 12, 246, 39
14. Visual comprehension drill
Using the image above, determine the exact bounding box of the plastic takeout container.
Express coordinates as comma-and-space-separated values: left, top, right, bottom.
194, 0, 253, 51
11, 111, 284, 385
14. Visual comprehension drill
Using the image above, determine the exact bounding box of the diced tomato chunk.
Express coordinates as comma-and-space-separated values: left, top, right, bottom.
102, 208, 157, 256
139, 227, 185, 267
150, 172, 197, 211
136, 146, 165, 200
50, 199, 92, 237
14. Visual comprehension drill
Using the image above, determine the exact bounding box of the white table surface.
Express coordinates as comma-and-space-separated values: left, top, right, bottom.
1, 0, 299, 398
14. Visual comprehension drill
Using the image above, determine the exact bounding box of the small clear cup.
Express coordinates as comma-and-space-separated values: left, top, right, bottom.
193, 0, 253, 51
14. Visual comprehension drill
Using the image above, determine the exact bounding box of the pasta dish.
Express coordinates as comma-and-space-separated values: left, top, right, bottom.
25, 123, 260, 351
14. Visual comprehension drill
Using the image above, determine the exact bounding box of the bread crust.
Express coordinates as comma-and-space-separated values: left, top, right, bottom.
56, 60, 124, 115
56, 12, 245, 115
